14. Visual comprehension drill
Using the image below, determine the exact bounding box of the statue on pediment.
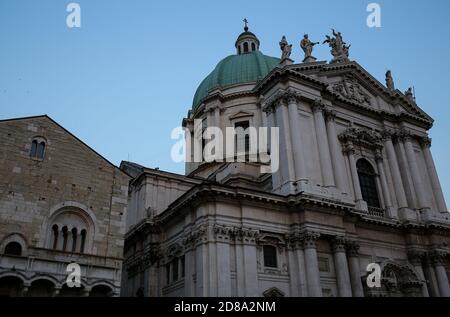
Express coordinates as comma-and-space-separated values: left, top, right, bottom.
405, 87, 416, 103
323, 29, 350, 63
385, 70, 395, 91
279, 36, 292, 60
300, 34, 319, 63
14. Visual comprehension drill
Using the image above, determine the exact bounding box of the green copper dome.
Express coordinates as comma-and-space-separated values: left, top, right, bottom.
192, 50, 280, 110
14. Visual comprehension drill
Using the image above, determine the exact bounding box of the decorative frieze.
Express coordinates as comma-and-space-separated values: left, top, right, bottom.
331, 74, 371, 106
338, 127, 384, 150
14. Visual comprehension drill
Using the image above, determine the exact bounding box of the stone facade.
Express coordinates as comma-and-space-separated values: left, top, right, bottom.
0, 116, 130, 296
122, 29, 450, 297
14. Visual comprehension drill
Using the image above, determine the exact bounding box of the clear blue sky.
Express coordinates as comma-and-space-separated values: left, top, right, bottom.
1, 0, 450, 205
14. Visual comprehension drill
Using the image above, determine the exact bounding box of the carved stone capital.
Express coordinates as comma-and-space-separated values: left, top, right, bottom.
396, 129, 413, 142
407, 250, 426, 266
381, 129, 394, 142
285, 233, 303, 250
285, 89, 301, 104
342, 143, 355, 155
331, 237, 347, 253
324, 108, 336, 122
419, 136, 432, 148
301, 231, 320, 249
428, 250, 447, 266
183, 225, 208, 246
374, 149, 383, 162
312, 99, 326, 113
346, 241, 360, 257
213, 224, 233, 242
232, 227, 259, 244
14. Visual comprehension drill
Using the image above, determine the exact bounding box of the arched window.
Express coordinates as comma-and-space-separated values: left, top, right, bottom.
52, 224, 59, 249
71, 228, 78, 252
356, 159, 381, 208
238, 46, 242, 55
263, 245, 277, 268
30, 140, 38, 157
30, 138, 46, 159
46, 206, 94, 254
243, 42, 249, 53
4, 242, 22, 256
251, 42, 256, 51
80, 229, 87, 253
36, 142, 45, 159
62, 226, 68, 251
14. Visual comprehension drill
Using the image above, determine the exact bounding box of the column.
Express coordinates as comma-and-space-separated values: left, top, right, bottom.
195, 242, 208, 296
184, 246, 195, 296
421, 138, 448, 212
208, 242, 218, 297
287, 95, 307, 186
287, 237, 308, 296
243, 242, 259, 297
430, 251, 450, 297
325, 109, 348, 194
346, 242, 364, 297
266, 109, 281, 192
295, 247, 308, 297
396, 140, 418, 208
312, 101, 335, 188
345, 143, 366, 210
303, 231, 322, 297
234, 242, 246, 297
375, 150, 394, 217
276, 100, 296, 192
408, 251, 429, 297
383, 132, 408, 209
403, 133, 430, 211
331, 238, 352, 297
215, 231, 231, 297
287, 244, 300, 297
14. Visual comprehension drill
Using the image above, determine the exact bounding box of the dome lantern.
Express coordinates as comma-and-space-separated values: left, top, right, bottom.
235, 18, 260, 55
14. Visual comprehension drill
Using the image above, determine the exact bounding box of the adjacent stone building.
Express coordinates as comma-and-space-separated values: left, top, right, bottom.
0, 115, 130, 296
121, 27, 450, 297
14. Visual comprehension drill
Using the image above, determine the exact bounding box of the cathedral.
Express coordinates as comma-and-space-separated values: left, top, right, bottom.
120, 26, 450, 297
1, 25, 450, 297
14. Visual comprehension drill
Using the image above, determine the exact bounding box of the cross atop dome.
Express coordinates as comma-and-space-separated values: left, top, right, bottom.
243, 18, 249, 32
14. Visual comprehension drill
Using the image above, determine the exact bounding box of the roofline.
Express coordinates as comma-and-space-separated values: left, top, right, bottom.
0, 114, 131, 178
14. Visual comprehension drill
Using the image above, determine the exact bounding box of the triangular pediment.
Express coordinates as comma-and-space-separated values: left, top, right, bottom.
256, 61, 432, 126
229, 110, 254, 120
319, 63, 432, 121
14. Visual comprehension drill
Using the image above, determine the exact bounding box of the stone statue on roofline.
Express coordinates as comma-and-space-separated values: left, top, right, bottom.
385, 70, 395, 91
300, 34, 319, 63
279, 36, 293, 66
323, 29, 350, 64
405, 87, 416, 103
